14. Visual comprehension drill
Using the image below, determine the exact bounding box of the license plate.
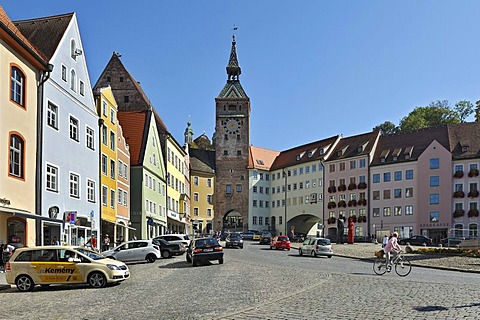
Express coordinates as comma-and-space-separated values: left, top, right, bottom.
204, 248, 213, 252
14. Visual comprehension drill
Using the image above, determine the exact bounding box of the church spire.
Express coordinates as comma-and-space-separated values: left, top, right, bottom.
226, 33, 241, 81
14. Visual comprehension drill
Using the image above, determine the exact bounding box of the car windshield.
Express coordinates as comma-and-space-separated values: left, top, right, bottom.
318, 239, 331, 245
229, 235, 241, 239
195, 238, 219, 247
262, 233, 272, 237
278, 237, 288, 241
75, 248, 106, 260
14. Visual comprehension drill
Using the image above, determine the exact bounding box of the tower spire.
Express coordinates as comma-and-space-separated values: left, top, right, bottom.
226, 26, 241, 81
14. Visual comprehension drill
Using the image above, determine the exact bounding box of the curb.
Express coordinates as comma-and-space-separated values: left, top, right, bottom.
291, 246, 480, 274
0, 285, 10, 291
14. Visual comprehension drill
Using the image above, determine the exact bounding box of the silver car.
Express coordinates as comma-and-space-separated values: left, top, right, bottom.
102, 240, 161, 263
299, 237, 333, 258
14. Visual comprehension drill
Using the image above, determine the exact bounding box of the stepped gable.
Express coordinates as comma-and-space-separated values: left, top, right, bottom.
0, 6, 47, 61
447, 122, 480, 159
13, 12, 73, 60
327, 130, 380, 162
271, 135, 340, 170
190, 147, 216, 174
94, 52, 155, 112
371, 125, 449, 166
117, 110, 150, 166
248, 146, 280, 171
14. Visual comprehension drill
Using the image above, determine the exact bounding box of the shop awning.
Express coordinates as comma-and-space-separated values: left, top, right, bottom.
1, 207, 63, 223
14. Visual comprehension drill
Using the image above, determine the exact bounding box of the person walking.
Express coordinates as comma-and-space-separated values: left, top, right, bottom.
337, 215, 345, 244
382, 234, 389, 248
102, 234, 110, 251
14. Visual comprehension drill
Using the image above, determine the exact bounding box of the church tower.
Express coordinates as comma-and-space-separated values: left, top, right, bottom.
214, 34, 250, 232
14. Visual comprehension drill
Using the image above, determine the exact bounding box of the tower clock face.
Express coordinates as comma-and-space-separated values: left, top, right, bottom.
224, 118, 241, 134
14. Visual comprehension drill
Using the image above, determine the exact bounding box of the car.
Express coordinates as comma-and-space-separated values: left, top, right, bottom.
270, 236, 291, 250
259, 232, 272, 245
155, 234, 191, 246
241, 232, 255, 240
220, 232, 230, 241
152, 237, 185, 258
5, 246, 129, 292
102, 239, 161, 263
186, 237, 224, 267
252, 231, 262, 241
225, 233, 244, 249
398, 235, 433, 246
299, 237, 333, 258
440, 237, 465, 247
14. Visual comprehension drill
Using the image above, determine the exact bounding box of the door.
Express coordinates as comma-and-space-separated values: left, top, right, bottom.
56, 249, 85, 283
114, 243, 135, 262
133, 241, 149, 261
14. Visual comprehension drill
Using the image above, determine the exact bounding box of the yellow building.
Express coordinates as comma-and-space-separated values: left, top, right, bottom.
188, 134, 216, 235
94, 86, 119, 246
0, 7, 48, 246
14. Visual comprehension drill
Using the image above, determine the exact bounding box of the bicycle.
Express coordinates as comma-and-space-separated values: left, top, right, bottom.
373, 250, 412, 277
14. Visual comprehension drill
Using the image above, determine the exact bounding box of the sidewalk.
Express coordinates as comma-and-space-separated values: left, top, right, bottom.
0, 272, 9, 290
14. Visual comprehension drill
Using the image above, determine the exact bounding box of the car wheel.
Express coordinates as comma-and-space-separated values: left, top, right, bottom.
240, 245, 244, 249
312, 251, 317, 257
192, 258, 197, 267
270, 246, 273, 250
288, 248, 290, 251
162, 250, 172, 259
15, 275, 34, 292
186, 254, 191, 263
328, 255, 332, 258
219, 258, 224, 264
146, 253, 157, 263
299, 249, 303, 256
88, 272, 107, 288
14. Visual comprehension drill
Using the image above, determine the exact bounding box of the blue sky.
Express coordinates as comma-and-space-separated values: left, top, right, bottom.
3, 1, 480, 151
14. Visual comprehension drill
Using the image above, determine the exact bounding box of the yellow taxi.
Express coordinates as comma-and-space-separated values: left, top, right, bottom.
252, 232, 262, 241
5, 246, 129, 292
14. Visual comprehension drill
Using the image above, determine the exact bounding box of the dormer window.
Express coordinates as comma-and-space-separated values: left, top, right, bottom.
308, 151, 313, 158
319, 149, 324, 155
462, 146, 469, 153
357, 146, 363, 153
296, 155, 301, 161
380, 158, 386, 163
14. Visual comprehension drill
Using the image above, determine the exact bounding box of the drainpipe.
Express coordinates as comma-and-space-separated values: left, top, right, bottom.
35, 63, 53, 245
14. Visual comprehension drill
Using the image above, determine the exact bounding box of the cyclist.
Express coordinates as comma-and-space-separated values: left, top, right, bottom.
384, 232, 401, 271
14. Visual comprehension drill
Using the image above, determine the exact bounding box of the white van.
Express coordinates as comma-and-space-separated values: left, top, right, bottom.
5, 246, 129, 292
156, 234, 191, 246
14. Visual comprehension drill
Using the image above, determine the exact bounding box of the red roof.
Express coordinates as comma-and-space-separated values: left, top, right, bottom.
117, 111, 149, 166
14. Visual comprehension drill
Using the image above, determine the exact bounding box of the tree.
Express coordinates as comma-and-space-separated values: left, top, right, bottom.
453, 100, 474, 123
398, 100, 460, 132
373, 121, 398, 135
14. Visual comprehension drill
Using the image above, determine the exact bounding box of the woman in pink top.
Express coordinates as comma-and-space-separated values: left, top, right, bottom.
384, 232, 401, 271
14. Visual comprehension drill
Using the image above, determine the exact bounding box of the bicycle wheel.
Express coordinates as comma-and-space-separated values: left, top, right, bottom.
395, 257, 412, 277
373, 258, 387, 275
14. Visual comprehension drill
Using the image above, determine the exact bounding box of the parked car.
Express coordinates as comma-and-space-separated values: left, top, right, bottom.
186, 237, 224, 267
241, 232, 255, 240
155, 234, 191, 246
220, 232, 230, 241
259, 232, 272, 245
440, 237, 465, 247
299, 237, 333, 258
5, 246, 129, 292
270, 236, 291, 250
398, 235, 433, 246
225, 233, 244, 249
152, 237, 185, 258
102, 240, 161, 263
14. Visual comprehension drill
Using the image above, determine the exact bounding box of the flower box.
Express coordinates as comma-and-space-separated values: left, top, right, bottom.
453, 191, 465, 198
338, 200, 347, 208
468, 189, 479, 198
328, 186, 337, 193
327, 201, 337, 209
468, 209, 479, 218
453, 209, 465, 218
338, 184, 347, 192
348, 183, 357, 190
357, 216, 367, 223
357, 182, 367, 189
357, 198, 367, 206
349, 215, 357, 223
347, 199, 357, 207
454, 170, 464, 178
327, 217, 337, 224
468, 169, 479, 178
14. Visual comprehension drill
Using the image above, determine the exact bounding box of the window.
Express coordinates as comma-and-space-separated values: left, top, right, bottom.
86, 127, 94, 150
339, 162, 346, 171
372, 191, 380, 200
394, 188, 402, 198
11, 66, 25, 106
102, 101, 107, 116
62, 65, 67, 81
394, 206, 402, 216
373, 174, 380, 183
70, 116, 79, 141
253, 186, 258, 193
429, 212, 439, 222
193, 193, 198, 201
87, 180, 95, 202
70, 69, 76, 91
430, 194, 439, 205
279, 216, 283, 224
430, 176, 440, 187
110, 108, 115, 124
110, 190, 115, 208
253, 200, 257, 207
9, 134, 24, 178
383, 190, 391, 199
350, 160, 356, 169
430, 158, 440, 169
101, 155, 107, 175
359, 159, 366, 168
101, 125, 107, 145
329, 164, 335, 173
193, 208, 199, 216
110, 160, 115, 178
253, 216, 257, 224
207, 178, 212, 187
79, 80, 85, 96
373, 208, 380, 217
455, 183, 463, 192
47, 102, 58, 129
259, 216, 263, 225
236, 184, 242, 192
405, 187, 413, 198
69, 173, 79, 198
110, 131, 115, 150
383, 207, 391, 217
469, 223, 478, 238
405, 170, 413, 180
394, 171, 402, 181
383, 172, 391, 182
46, 164, 58, 192
207, 195, 213, 204
455, 164, 463, 172
226, 185, 232, 194
405, 205, 413, 215
194, 176, 199, 186
123, 191, 127, 206
124, 164, 128, 180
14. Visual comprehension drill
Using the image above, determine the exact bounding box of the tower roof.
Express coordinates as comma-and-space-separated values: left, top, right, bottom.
226, 35, 241, 80
217, 34, 248, 99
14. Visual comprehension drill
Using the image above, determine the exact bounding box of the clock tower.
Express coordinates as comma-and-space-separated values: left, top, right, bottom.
214, 34, 250, 232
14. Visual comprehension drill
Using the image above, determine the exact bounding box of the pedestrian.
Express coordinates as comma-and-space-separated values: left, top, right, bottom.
337, 215, 345, 244
382, 234, 388, 248
103, 234, 110, 251
117, 235, 124, 245
131, 233, 137, 241
52, 236, 60, 245
0, 244, 4, 273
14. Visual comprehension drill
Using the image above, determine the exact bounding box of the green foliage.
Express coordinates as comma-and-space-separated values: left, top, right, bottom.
454, 100, 474, 122
373, 121, 398, 135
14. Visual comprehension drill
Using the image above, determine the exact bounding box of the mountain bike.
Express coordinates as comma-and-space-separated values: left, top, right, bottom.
373, 250, 411, 277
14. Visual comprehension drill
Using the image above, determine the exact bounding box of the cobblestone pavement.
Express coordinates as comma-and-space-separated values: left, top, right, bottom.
0, 242, 479, 320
